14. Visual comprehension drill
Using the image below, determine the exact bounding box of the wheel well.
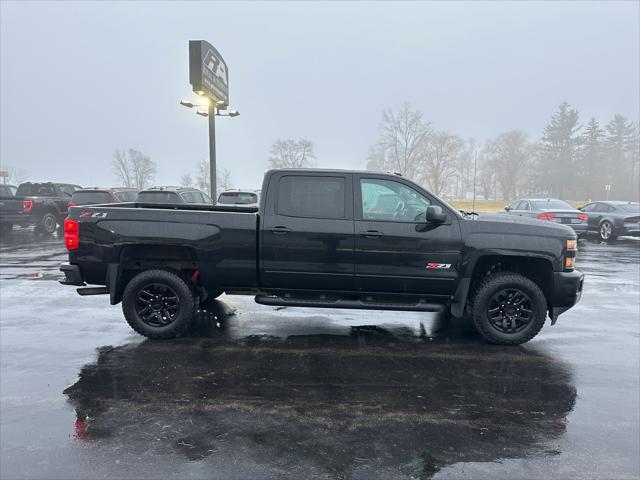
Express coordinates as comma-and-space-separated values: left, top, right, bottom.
469, 255, 553, 303
114, 245, 199, 304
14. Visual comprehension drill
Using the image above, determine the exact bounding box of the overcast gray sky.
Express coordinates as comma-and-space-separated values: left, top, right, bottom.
1, 1, 638, 189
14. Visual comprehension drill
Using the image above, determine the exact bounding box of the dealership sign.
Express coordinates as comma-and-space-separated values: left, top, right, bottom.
189, 40, 229, 106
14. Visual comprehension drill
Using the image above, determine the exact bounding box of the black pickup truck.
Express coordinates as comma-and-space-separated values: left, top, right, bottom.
2, 182, 82, 234
60, 169, 584, 345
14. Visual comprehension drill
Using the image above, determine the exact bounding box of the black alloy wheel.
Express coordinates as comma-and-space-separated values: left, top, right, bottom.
487, 288, 533, 334
135, 283, 180, 327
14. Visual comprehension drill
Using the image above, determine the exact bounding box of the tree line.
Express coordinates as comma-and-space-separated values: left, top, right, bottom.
108, 100, 638, 202
367, 102, 639, 201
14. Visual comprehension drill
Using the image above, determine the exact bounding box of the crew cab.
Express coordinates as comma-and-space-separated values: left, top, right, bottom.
59, 169, 584, 345
14, 182, 82, 234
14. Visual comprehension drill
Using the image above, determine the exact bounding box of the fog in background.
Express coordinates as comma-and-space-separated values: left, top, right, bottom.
1, 1, 638, 198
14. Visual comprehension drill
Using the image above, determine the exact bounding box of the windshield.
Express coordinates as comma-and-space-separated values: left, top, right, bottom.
620, 203, 640, 213
218, 192, 258, 205
532, 200, 574, 210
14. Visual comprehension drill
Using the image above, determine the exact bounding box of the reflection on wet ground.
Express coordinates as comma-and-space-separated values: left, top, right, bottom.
0, 228, 638, 479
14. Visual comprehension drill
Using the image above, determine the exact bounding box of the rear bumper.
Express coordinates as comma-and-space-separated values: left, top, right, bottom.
550, 269, 584, 323
59, 263, 85, 286
568, 224, 588, 234
619, 226, 640, 237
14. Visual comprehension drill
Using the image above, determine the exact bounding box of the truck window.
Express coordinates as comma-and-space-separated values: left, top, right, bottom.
137, 191, 182, 203
71, 191, 114, 204
276, 175, 346, 219
179, 191, 205, 203
360, 178, 430, 222
113, 190, 138, 202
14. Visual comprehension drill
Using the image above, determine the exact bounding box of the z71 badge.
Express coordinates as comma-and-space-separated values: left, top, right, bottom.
426, 263, 451, 269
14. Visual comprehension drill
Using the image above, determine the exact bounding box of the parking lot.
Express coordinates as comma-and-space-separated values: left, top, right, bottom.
0, 229, 638, 479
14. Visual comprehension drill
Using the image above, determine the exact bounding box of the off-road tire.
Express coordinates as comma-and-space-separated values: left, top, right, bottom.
471, 272, 547, 345
599, 220, 616, 242
122, 269, 198, 339
35, 212, 58, 235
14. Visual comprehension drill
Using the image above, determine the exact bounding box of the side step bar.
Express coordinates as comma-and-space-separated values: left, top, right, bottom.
77, 287, 109, 296
255, 295, 445, 312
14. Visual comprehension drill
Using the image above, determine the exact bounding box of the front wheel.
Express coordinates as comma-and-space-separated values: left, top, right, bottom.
599, 221, 616, 241
122, 270, 197, 339
471, 272, 547, 345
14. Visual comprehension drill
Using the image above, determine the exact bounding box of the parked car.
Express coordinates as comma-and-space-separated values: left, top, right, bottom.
60, 169, 583, 346
136, 186, 212, 205
6, 182, 82, 234
0, 184, 22, 234
579, 201, 640, 241
69, 188, 139, 206
216, 189, 260, 208
505, 198, 588, 235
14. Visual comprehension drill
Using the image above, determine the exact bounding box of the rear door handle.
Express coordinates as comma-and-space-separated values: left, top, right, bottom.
359, 230, 383, 238
271, 226, 291, 235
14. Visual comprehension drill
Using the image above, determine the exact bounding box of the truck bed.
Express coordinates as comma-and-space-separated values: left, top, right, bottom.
67, 202, 259, 290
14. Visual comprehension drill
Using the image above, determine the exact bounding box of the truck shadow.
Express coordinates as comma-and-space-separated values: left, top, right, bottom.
64, 300, 576, 479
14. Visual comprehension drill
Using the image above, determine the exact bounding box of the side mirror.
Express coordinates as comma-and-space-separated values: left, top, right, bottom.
504, 206, 511, 212
426, 205, 446, 223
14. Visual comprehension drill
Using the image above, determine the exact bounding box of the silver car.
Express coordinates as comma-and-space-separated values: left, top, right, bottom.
505, 198, 588, 235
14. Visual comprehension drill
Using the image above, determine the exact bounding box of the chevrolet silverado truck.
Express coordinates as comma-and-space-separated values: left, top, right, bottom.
59, 169, 584, 345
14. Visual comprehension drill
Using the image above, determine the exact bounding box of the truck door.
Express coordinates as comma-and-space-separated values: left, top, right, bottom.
353, 175, 462, 295
260, 172, 354, 290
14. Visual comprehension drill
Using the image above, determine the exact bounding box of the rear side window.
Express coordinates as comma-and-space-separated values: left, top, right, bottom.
0, 185, 16, 196
179, 191, 205, 203
113, 191, 138, 202
276, 176, 345, 219
71, 191, 114, 205
137, 191, 182, 203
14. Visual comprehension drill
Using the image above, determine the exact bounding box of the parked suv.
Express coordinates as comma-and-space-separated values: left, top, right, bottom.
13, 182, 82, 234
70, 188, 139, 206
136, 186, 212, 204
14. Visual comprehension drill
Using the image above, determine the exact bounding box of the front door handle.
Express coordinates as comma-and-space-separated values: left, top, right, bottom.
359, 230, 383, 238
271, 226, 291, 235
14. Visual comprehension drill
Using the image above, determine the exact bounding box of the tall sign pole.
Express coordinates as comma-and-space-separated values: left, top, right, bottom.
188, 40, 230, 200
208, 104, 217, 198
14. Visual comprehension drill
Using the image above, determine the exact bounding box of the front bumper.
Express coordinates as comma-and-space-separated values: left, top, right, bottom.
59, 263, 85, 286
550, 269, 584, 323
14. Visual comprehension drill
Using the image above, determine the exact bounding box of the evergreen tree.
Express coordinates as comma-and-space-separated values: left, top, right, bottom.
605, 114, 636, 199
537, 102, 581, 198
579, 118, 605, 200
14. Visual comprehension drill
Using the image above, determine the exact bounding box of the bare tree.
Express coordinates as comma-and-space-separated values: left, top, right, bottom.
196, 159, 210, 193
217, 169, 233, 196
366, 103, 431, 181
112, 149, 156, 189
180, 174, 193, 188
421, 131, 464, 196
1, 165, 28, 184
268, 139, 316, 169
477, 152, 496, 200
485, 130, 533, 200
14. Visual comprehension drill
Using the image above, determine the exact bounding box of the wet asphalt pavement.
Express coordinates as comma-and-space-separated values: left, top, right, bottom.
0, 228, 638, 479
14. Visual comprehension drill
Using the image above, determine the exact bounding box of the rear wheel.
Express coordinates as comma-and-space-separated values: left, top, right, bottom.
122, 269, 197, 339
471, 272, 547, 345
599, 220, 616, 241
35, 212, 58, 235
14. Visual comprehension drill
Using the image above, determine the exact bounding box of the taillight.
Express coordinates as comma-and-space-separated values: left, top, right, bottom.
64, 219, 79, 251
68, 202, 77, 207
22, 200, 33, 213
537, 213, 556, 220
577, 214, 588, 221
